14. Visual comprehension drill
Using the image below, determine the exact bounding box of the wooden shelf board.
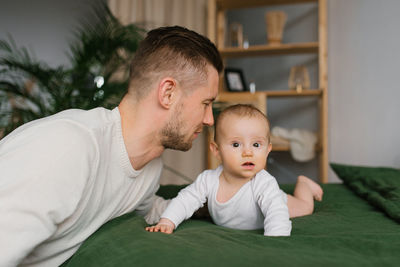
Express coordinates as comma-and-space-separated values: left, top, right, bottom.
220, 42, 319, 57
271, 145, 290, 152
263, 89, 323, 97
217, 0, 317, 10
271, 144, 322, 152
217, 91, 265, 99
217, 89, 323, 98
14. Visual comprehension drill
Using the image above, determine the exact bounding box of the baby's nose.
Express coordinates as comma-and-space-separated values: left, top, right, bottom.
242, 148, 253, 157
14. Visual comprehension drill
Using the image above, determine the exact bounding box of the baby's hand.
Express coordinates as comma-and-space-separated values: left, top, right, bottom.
145, 218, 175, 234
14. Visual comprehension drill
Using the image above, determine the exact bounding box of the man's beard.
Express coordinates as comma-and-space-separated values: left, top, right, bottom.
161, 111, 193, 151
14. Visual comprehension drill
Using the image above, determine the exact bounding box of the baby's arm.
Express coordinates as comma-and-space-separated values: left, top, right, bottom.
257, 172, 292, 236
145, 171, 209, 233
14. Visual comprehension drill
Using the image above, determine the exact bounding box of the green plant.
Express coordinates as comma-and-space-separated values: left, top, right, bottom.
0, 3, 144, 137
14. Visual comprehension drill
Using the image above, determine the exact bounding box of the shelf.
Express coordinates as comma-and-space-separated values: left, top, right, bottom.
271, 135, 322, 152
218, 89, 323, 98
271, 144, 322, 152
220, 42, 319, 57
270, 135, 290, 151
271, 145, 290, 151
263, 89, 323, 97
216, 0, 317, 10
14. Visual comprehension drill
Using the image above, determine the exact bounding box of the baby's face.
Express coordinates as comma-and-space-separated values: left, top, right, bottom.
216, 114, 271, 180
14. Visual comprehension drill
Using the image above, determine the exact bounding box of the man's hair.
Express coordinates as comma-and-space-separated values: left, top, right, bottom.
128, 26, 223, 99
214, 104, 271, 143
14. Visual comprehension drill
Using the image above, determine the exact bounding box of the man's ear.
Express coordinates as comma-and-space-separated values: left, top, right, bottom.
209, 141, 221, 160
158, 77, 177, 109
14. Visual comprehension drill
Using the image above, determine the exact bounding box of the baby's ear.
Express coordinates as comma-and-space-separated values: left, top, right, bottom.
209, 141, 220, 158
267, 142, 272, 153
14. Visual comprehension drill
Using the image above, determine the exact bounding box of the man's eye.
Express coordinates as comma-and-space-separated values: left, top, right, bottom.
232, 142, 240, 148
253, 143, 260, 148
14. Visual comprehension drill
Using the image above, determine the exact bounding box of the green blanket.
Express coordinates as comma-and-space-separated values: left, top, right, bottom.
331, 163, 400, 222
63, 183, 400, 267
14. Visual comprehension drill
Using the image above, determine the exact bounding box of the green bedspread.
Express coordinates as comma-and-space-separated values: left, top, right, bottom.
331, 163, 400, 222
62, 182, 400, 267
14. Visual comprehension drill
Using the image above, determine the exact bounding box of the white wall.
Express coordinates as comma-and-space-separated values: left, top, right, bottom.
0, 0, 101, 67
328, 0, 400, 182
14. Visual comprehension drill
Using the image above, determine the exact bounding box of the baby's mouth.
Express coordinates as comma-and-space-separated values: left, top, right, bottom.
242, 162, 255, 167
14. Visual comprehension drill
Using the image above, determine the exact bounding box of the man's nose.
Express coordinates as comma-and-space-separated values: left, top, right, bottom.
203, 105, 214, 126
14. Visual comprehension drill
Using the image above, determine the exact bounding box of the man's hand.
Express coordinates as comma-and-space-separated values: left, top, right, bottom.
145, 218, 175, 234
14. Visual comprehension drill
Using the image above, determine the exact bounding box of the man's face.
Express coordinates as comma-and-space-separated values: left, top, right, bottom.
161, 65, 219, 151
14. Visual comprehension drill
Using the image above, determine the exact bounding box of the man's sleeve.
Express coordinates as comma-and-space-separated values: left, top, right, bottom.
140, 195, 171, 225
133, 158, 170, 225
0, 121, 97, 266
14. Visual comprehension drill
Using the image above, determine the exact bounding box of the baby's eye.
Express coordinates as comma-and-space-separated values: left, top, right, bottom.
232, 142, 240, 148
253, 142, 260, 148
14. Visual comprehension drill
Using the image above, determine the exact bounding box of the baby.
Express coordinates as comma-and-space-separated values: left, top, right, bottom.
146, 104, 323, 236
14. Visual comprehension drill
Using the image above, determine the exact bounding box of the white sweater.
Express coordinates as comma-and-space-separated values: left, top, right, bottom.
162, 166, 292, 236
0, 107, 169, 267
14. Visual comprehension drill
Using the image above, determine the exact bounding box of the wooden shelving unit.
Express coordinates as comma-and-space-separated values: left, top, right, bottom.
207, 0, 328, 183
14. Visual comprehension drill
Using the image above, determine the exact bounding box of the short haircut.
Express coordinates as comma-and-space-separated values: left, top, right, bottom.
214, 104, 271, 143
128, 26, 223, 99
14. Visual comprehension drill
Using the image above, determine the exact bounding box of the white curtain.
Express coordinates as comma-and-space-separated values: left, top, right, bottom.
108, 0, 207, 35
108, 0, 209, 184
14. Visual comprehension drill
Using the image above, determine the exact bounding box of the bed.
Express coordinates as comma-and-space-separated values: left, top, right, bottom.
62, 163, 400, 266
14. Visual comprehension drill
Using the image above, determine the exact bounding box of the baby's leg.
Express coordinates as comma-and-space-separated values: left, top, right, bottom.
287, 175, 323, 218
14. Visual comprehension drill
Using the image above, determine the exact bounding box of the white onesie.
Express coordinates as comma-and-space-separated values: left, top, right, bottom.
162, 166, 292, 236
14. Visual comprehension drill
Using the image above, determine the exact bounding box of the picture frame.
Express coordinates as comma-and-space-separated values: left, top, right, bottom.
224, 68, 247, 92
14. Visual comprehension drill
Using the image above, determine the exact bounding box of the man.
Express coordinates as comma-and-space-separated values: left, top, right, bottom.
0, 26, 223, 266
